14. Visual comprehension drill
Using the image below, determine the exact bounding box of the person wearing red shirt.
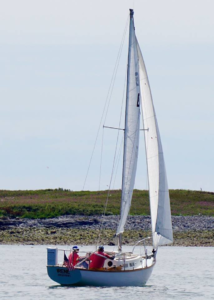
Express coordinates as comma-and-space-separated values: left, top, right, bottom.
89, 246, 115, 270
68, 245, 81, 267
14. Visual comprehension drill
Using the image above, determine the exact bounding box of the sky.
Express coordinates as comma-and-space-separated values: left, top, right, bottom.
0, 0, 213, 192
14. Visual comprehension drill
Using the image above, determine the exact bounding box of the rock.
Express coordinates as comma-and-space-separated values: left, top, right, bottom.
0, 215, 214, 232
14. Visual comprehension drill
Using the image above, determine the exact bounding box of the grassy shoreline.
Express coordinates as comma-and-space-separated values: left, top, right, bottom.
0, 189, 214, 219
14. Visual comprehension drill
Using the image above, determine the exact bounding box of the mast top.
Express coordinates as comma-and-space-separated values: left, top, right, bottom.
129, 9, 134, 18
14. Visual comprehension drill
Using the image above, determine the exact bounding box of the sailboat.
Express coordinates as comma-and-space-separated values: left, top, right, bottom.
47, 9, 173, 286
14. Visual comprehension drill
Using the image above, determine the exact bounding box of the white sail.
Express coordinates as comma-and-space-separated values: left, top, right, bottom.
136, 40, 173, 248
116, 10, 140, 236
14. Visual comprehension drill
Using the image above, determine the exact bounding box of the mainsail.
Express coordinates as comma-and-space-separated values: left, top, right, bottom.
136, 40, 173, 249
116, 9, 140, 236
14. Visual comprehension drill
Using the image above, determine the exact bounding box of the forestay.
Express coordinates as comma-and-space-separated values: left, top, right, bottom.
136, 40, 173, 248
116, 10, 140, 235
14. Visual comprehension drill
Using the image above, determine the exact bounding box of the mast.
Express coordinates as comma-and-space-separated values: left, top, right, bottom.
118, 9, 134, 253
117, 9, 140, 251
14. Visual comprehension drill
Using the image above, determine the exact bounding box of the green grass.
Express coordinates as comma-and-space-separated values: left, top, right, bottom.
0, 188, 213, 219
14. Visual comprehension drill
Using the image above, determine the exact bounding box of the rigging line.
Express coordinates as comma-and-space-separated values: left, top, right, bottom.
103, 16, 129, 125
82, 15, 129, 191
111, 70, 127, 190
104, 125, 148, 131
104, 66, 127, 204
96, 135, 120, 245
103, 126, 124, 131
104, 67, 127, 206
98, 127, 105, 191
96, 64, 127, 243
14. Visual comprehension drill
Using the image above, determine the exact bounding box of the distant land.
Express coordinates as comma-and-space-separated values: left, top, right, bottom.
0, 189, 213, 219
0, 189, 213, 246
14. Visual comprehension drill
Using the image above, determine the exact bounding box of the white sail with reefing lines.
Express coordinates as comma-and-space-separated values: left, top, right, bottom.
136, 40, 173, 249
116, 10, 140, 236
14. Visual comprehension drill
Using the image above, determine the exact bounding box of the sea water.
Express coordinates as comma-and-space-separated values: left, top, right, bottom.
0, 245, 213, 299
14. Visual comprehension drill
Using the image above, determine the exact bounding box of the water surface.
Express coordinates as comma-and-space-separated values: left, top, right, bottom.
0, 245, 213, 299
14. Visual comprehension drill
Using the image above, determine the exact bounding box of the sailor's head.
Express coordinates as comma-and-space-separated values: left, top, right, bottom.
98, 245, 104, 252
72, 245, 79, 252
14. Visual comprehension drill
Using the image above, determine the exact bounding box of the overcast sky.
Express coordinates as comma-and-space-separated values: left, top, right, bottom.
0, 0, 213, 192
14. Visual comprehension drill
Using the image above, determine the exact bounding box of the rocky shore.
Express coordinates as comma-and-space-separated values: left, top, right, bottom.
0, 215, 213, 246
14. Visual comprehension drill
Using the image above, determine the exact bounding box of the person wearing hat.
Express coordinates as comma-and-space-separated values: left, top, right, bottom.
68, 245, 81, 267
89, 246, 115, 270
